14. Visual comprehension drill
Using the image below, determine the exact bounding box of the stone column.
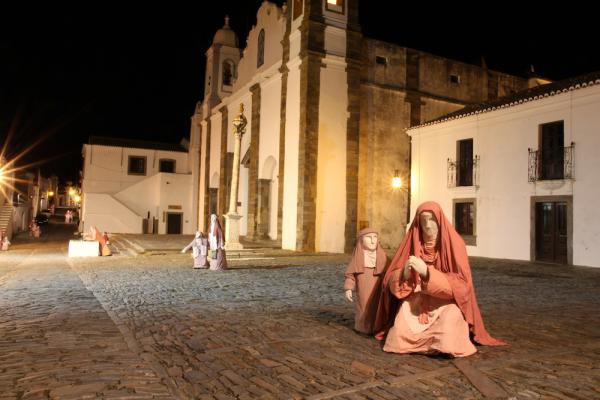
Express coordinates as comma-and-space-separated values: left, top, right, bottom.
224, 104, 247, 251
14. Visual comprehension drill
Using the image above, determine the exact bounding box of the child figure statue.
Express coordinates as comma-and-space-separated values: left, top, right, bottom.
344, 228, 388, 334
182, 231, 208, 269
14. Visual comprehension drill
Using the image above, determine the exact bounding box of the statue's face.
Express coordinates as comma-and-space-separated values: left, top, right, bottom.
362, 233, 378, 251
419, 211, 439, 242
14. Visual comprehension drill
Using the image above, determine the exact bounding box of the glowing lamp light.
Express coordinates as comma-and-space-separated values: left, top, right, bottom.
48, 191, 54, 197
69, 188, 76, 196
392, 170, 402, 189
73, 195, 81, 203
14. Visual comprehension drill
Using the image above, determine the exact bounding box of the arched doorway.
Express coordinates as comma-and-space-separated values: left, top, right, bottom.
257, 156, 277, 239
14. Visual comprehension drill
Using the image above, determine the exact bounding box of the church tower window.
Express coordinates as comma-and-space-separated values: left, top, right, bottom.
257, 29, 265, 68
293, 0, 303, 20
222, 60, 234, 87
326, 0, 345, 13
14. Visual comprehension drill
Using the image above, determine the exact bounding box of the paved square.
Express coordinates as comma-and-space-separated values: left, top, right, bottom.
1, 225, 598, 399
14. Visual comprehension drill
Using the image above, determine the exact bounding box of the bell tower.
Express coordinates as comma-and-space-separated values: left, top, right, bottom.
202, 16, 241, 115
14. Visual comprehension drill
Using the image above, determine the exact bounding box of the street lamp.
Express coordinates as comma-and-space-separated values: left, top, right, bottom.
73, 195, 81, 203
392, 169, 402, 189
69, 188, 76, 196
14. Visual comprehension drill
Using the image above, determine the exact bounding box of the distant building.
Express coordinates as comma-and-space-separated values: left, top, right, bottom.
11, 171, 36, 235
192, 0, 527, 252
80, 136, 195, 234
407, 72, 600, 267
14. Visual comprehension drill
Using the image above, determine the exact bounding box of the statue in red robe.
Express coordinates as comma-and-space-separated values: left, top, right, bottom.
344, 228, 388, 334
374, 201, 505, 357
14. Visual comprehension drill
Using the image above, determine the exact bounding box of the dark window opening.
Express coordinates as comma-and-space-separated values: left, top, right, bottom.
159, 159, 176, 173
375, 56, 388, 66
457, 138, 473, 186
257, 29, 265, 68
539, 121, 564, 180
326, 0, 345, 13
293, 0, 303, 20
128, 156, 146, 175
222, 61, 233, 87
450, 74, 460, 84
454, 201, 475, 238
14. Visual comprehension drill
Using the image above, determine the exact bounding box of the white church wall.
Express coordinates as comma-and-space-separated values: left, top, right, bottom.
258, 74, 282, 179
315, 57, 348, 253
281, 58, 302, 250
189, 117, 201, 231
209, 112, 222, 188
226, 102, 237, 153
259, 74, 282, 240
234, 2, 285, 92
237, 94, 252, 236
410, 85, 600, 268
198, 120, 208, 230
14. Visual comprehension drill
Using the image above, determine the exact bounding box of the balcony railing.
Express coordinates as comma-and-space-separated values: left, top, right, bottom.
447, 155, 480, 188
528, 143, 575, 182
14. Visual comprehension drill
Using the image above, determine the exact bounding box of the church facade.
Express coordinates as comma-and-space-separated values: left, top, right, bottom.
192, 0, 527, 253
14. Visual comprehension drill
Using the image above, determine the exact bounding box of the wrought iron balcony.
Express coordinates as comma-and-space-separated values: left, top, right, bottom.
528, 142, 575, 182
447, 155, 480, 188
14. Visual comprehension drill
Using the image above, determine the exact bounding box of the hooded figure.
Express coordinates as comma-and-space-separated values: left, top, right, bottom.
182, 231, 208, 269
344, 228, 388, 334
374, 201, 505, 357
0, 231, 9, 251
208, 214, 227, 271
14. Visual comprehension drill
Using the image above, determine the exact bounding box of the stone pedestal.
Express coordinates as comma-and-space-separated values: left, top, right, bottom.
224, 212, 244, 251
68, 240, 99, 257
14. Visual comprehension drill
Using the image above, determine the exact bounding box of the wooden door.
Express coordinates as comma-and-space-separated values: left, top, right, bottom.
535, 202, 567, 263
166, 213, 182, 235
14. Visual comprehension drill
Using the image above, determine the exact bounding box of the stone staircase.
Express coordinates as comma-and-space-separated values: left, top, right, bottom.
108, 234, 146, 257
0, 202, 13, 239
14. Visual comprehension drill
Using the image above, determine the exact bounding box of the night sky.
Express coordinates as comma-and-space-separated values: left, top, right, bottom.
1, 1, 597, 182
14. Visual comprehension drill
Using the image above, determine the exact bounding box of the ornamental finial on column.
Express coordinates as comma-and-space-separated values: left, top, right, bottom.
232, 103, 247, 136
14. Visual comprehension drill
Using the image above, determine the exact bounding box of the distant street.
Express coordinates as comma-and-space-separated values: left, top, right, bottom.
1, 220, 599, 399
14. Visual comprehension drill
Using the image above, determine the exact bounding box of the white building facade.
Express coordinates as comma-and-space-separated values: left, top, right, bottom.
81, 137, 195, 235
407, 72, 600, 268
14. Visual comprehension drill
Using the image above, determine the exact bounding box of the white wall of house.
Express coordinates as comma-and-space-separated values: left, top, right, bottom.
82, 145, 189, 194
83, 193, 143, 234
570, 88, 600, 266
81, 144, 193, 234
409, 84, 600, 268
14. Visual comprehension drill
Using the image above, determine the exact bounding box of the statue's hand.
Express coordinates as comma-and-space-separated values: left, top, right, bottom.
408, 255, 428, 278
402, 259, 412, 281
345, 289, 353, 303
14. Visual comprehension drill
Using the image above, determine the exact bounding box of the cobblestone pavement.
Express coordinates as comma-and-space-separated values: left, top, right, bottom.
1, 223, 599, 399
